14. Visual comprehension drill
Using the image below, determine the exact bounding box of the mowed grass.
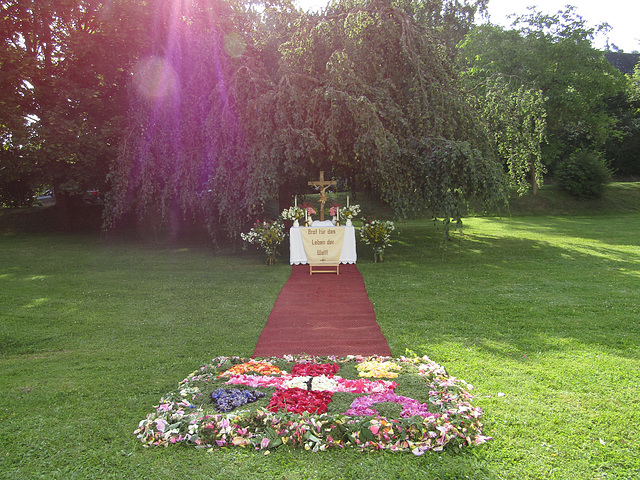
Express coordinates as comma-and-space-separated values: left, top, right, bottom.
1, 209, 639, 479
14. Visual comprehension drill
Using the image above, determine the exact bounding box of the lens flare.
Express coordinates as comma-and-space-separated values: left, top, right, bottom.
132, 55, 178, 101
223, 32, 246, 58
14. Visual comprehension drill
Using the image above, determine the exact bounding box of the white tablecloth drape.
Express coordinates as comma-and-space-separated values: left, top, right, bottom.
289, 225, 357, 265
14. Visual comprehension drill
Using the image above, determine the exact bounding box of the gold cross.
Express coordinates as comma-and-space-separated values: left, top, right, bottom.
308, 171, 337, 221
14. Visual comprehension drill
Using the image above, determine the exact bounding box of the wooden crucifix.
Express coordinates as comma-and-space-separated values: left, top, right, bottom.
308, 171, 336, 221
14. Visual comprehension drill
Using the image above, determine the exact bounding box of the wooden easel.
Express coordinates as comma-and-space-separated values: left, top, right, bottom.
309, 263, 340, 275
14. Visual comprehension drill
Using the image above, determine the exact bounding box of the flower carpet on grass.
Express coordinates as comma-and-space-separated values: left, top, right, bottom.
135, 355, 491, 455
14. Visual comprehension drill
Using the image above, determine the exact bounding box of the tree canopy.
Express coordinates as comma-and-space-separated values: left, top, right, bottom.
0, 0, 150, 214
604, 59, 640, 177
459, 7, 627, 172
105, 0, 507, 241
4, 1, 637, 236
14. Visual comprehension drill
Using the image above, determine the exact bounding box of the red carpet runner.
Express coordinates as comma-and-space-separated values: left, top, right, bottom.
253, 264, 392, 357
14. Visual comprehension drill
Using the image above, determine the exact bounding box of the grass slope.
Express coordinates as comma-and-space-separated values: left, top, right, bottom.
503, 182, 640, 216
1, 185, 639, 479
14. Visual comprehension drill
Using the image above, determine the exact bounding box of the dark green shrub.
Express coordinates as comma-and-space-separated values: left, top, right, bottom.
0, 177, 34, 207
556, 150, 612, 199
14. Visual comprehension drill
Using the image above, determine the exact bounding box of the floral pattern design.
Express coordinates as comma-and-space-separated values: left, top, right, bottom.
135, 355, 491, 455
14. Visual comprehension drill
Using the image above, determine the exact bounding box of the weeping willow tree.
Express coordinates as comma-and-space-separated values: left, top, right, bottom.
273, 0, 506, 220
105, 0, 507, 242
463, 73, 547, 196
104, 0, 295, 239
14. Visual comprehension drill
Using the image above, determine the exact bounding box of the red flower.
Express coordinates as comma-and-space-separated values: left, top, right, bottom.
267, 388, 333, 414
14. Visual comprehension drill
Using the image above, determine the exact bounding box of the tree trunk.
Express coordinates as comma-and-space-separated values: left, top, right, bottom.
53, 191, 73, 231
530, 162, 539, 196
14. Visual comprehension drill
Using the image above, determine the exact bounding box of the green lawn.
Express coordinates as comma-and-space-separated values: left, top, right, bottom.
1, 208, 639, 478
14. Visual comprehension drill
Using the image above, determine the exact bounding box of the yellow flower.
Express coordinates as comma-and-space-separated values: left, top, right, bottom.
356, 360, 402, 378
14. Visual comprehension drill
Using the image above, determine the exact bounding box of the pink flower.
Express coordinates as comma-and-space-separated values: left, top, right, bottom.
155, 419, 168, 433
345, 392, 436, 418
475, 435, 492, 445
261, 438, 270, 449
291, 363, 340, 377
370, 425, 380, 435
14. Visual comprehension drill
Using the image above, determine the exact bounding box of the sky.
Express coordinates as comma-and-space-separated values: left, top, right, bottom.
295, 0, 640, 53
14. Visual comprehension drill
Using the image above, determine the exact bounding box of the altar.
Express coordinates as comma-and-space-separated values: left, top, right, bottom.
289, 221, 357, 265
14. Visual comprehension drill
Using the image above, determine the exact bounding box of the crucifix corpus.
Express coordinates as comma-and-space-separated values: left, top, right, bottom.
308, 171, 337, 221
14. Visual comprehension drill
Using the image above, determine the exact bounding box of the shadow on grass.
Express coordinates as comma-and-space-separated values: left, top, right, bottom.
361, 216, 640, 361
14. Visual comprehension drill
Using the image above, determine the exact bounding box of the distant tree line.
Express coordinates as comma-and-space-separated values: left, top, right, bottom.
1, 0, 639, 238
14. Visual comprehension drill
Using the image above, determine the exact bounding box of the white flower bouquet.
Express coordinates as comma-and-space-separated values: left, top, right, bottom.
360, 219, 396, 262
281, 206, 305, 221
241, 219, 286, 265
340, 204, 361, 219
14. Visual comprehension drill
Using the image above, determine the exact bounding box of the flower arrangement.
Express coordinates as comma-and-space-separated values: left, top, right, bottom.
329, 204, 341, 217
359, 219, 396, 263
281, 206, 305, 222
135, 355, 491, 455
240, 219, 286, 265
301, 202, 316, 216
340, 204, 361, 219
299, 202, 317, 225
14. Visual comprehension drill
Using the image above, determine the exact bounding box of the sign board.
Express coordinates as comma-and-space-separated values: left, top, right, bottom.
299, 227, 346, 264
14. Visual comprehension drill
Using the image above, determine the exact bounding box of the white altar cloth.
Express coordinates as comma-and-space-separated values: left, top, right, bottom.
290, 225, 357, 265
311, 220, 334, 227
